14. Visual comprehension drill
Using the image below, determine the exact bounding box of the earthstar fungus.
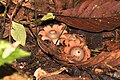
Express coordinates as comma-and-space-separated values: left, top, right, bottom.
61, 34, 91, 63
39, 25, 90, 63
60, 34, 85, 46
39, 24, 68, 45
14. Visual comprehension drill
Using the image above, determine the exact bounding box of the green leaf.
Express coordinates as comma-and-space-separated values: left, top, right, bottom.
0, 40, 30, 66
11, 21, 26, 46
41, 13, 55, 21
0, 0, 3, 2
91, 49, 101, 53
2, 41, 20, 58
33, 13, 55, 24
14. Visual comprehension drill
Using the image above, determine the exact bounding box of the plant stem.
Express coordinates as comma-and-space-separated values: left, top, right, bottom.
8, 0, 24, 42
1, 1, 9, 39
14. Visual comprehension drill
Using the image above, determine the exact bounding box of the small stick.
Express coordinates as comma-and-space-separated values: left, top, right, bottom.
55, 24, 67, 45
115, 29, 119, 42
38, 67, 67, 80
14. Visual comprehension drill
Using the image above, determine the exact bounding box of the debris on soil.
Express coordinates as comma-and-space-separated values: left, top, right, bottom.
0, 0, 120, 80
34, 67, 67, 80
3, 73, 31, 80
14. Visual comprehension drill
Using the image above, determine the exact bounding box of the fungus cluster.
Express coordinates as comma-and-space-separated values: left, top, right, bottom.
38, 24, 91, 63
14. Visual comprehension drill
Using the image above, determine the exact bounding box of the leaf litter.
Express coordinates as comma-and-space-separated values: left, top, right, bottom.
0, 0, 120, 80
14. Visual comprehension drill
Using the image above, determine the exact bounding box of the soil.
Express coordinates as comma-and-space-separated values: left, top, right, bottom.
0, 0, 120, 80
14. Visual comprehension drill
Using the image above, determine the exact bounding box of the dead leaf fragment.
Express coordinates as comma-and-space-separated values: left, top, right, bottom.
34, 67, 67, 80
57, 0, 120, 32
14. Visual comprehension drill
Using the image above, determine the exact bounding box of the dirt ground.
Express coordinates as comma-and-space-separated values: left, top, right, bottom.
0, 0, 120, 80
